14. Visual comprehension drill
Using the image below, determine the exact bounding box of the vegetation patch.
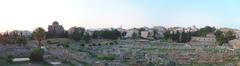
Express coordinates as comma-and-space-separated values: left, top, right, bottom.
96, 55, 115, 61
30, 48, 44, 62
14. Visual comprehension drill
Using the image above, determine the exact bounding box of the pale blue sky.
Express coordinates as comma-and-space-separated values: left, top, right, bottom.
0, 0, 240, 32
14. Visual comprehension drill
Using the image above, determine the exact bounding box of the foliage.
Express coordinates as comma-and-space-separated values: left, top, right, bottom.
172, 31, 180, 42
198, 26, 216, 36
16, 37, 27, 46
215, 30, 236, 45
81, 43, 85, 46
163, 30, 172, 41
96, 55, 115, 61
109, 42, 113, 45
132, 32, 138, 39
225, 31, 236, 41
215, 30, 226, 45
179, 31, 191, 43
30, 48, 44, 62
164, 26, 216, 43
46, 40, 59, 44
4, 55, 13, 63
92, 29, 121, 39
121, 31, 127, 38
57, 43, 69, 48
83, 33, 91, 43
0, 31, 29, 45
32, 27, 46, 47
69, 27, 85, 41
166, 61, 177, 66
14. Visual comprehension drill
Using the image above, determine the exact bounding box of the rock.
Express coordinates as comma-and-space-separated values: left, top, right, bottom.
12, 58, 30, 62
229, 39, 240, 49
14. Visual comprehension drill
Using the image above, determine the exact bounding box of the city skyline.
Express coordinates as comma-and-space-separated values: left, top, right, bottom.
1, 0, 240, 32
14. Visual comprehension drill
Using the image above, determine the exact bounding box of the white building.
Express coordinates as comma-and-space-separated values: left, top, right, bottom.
124, 28, 139, 38
140, 31, 153, 39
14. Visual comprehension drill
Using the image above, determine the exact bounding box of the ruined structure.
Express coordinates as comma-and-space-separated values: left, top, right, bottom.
190, 33, 217, 48
48, 21, 65, 38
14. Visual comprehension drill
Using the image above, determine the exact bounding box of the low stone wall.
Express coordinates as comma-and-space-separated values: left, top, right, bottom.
0, 45, 34, 57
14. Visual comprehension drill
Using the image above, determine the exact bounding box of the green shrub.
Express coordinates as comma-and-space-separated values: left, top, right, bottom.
98, 43, 101, 46
96, 56, 115, 61
57, 43, 69, 48
109, 42, 113, 45
47, 40, 58, 44
30, 48, 44, 62
105, 43, 108, 45
5, 55, 13, 63
64, 44, 69, 48
16, 37, 27, 46
81, 43, 85, 47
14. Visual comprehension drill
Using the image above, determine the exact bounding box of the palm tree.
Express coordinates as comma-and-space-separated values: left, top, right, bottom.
32, 27, 46, 47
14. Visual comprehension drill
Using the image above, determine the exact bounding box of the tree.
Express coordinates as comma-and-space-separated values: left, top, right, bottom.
92, 29, 121, 39
71, 30, 81, 41
83, 33, 91, 43
16, 37, 27, 46
32, 27, 46, 47
30, 48, 44, 61
215, 30, 225, 45
215, 30, 235, 45
172, 31, 180, 42
121, 31, 127, 39
198, 26, 216, 36
132, 32, 138, 39
153, 30, 161, 40
225, 31, 235, 41
69, 27, 85, 41
164, 30, 172, 41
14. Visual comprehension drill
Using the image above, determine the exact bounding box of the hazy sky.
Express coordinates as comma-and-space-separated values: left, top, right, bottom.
1, 0, 240, 32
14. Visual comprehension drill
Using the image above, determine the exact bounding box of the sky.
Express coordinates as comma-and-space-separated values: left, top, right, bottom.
0, 0, 240, 32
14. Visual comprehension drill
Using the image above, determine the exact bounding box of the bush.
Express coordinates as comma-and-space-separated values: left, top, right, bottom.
98, 43, 101, 46
114, 41, 118, 44
30, 48, 44, 62
105, 43, 108, 45
16, 37, 27, 46
81, 43, 85, 47
57, 43, 69, 48
96, 56, 115, 61
62, 43, 69, 48
47, 40, 59, 44
5, 55, 13, 63
109, 42, 114, 45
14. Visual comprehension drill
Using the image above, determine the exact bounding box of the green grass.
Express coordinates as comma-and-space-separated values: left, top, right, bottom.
96, 56, 115, 61
158, 48, 196, 53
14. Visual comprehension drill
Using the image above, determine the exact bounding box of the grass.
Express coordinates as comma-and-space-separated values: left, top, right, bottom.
96, 55, 115, 61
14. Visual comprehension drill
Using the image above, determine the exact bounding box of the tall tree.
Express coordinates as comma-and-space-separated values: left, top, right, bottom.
32, 27, 46, 47
132, 32, 138, 39
69, 27, 85, 41
83, 32, 91, 43
164, 30, 171, 41
199, 26, 216, 36
225, 31, 236, 42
